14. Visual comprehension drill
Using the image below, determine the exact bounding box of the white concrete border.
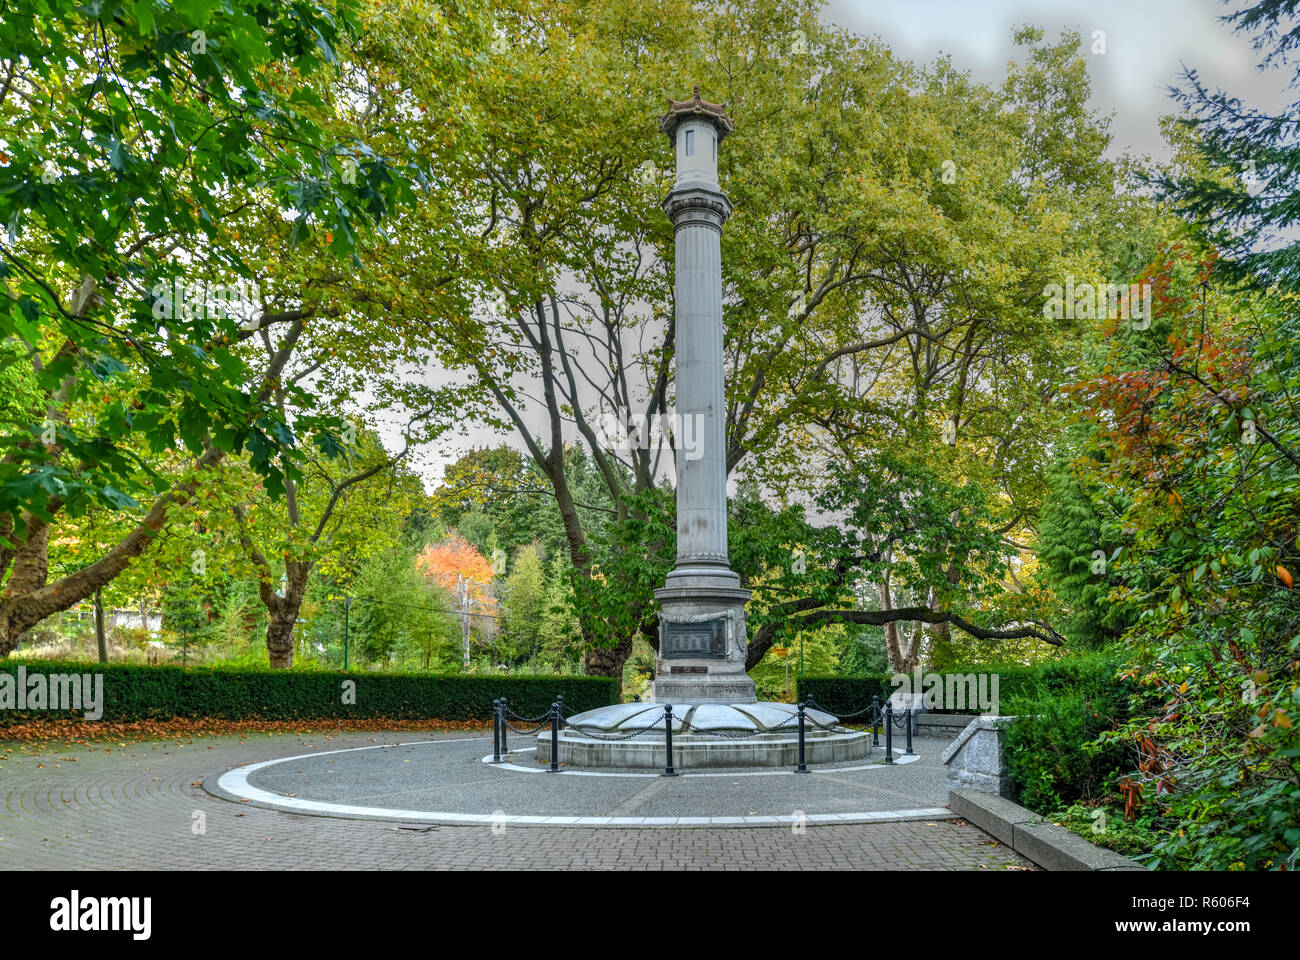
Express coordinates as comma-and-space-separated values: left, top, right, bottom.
211, 739, 939, 828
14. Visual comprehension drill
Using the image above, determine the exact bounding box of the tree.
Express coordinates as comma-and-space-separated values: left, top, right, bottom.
348, 548, 459, 670
416, 532, 498, 663
433, 446, 567, 562
500, 542, 546, 664
0, 0, 481, 654
1062, 239, 1300, 868
1156, 0, 1300, 295
1034, 429, 1132, 650
383, 2, 1135, 677
227, 425, 431, 668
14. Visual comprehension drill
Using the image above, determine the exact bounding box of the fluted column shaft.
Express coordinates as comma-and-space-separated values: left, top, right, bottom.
663, 187, 737, 587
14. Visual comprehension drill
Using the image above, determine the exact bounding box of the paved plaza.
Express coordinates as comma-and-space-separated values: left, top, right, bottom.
0, 730, 1035, 870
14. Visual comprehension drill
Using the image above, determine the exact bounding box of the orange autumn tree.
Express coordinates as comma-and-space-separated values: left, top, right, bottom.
415, 534, 497, 609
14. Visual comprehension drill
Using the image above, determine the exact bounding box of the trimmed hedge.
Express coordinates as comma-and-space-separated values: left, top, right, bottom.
795, 675, 896, 715
797, 655, 1129, 716
0, 660, 619, 726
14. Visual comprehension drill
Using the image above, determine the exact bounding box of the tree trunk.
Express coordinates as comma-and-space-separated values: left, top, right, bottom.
266, 608, 297, 669
582, 633, 635, 678
927, 620, 955, 670
261, 563, 311, 669
545, 459, 641, 680
0, 444, 232, 657
878, 571, 922, 674
4, 517, 50, 600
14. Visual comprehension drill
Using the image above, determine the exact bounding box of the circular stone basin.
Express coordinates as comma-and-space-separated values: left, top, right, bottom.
536, 701, 873, 769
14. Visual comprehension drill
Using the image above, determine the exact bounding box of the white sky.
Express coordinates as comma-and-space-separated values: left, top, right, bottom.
381, 0, 1296, 490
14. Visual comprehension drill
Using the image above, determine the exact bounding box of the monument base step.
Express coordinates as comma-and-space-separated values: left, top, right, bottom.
536, 727, 874, 769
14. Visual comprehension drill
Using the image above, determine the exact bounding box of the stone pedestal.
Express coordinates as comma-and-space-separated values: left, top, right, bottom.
652, 585, 754, 703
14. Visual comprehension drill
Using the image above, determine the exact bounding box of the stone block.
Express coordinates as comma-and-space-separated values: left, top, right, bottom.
948, 789, 1037, 846
942, 715, 1014, 797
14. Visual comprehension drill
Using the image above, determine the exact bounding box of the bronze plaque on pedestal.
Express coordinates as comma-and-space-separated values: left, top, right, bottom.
661, 617, 726, 659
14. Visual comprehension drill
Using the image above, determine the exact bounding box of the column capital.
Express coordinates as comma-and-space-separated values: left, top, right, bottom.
662, 185, 733, 232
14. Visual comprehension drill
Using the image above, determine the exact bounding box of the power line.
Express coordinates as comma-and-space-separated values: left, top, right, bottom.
345, 594, 503, 619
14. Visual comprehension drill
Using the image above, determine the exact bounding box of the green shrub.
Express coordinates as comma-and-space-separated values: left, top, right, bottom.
1000, 657, 1135, 813
0, 660, 618, 726
796, 675, 895, 715
1049, 802, 1165, 860
797, 657, 1122, 716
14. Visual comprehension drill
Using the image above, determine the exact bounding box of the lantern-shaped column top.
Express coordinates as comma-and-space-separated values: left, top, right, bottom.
659, 84, 734, 190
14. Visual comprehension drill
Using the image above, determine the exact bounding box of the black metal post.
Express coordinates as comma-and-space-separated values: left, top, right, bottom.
663, 705, 677, 777
549, 700, 560, 772
904, 707, 914, 756
884, 700, 894, 764
871, 695, 881, 747
492, 698, 501, 763
796, 701, 809, 773
499, 697, 508, 755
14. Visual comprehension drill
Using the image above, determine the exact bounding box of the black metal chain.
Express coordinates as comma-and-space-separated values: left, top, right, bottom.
803, 713, 855, 735
504, 721, 549, 736
504, 705, 553, 723
804, 697, 878, 720
526, 703, 903, 745
674, 712, 804, 739
561, 713, 669, 742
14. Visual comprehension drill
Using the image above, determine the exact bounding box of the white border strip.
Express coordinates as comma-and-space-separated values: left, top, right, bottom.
211, 740, 940, 828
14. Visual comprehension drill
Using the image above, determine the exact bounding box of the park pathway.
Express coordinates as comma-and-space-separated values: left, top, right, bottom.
0, 730, 1033, 870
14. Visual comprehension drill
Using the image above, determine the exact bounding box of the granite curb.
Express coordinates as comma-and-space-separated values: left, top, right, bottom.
948, 789, 1147, 871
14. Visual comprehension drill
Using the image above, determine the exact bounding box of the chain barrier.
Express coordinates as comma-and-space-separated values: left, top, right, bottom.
802, 713, 860, 735
504, 721, 548, 736
888, 710, 912, 730
502, 699, 914, 755
505, 706, 553, 724
560, 713, 669, 742
674, 712, 803, 739
804, 697, 878, 721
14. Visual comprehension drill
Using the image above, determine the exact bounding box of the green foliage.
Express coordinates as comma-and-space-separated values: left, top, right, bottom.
1056, 243, 1300, 869
501, 543, 547, 665
802, 656, 1135, 815
749, 630, 840, 702
1049, 802, 1167, 860
798, 654, 1128, 719
1035, 435, 1132, 649
1156, 0, 1300, 294
159, 579, 220, 662
796, 675, 896, 715
343, 548, 460, 670
0, 659, 616, 726
1002, 687, 1132, 813
0, 0, 444, 517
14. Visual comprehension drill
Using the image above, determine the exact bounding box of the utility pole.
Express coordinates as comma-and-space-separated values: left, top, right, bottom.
458, 572, 471, 667
343, 596, 352, 670
458, 573, 488, 669
94, 588, 107, 663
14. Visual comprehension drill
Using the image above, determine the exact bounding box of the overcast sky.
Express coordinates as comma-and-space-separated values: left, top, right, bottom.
387, 0, 1295, 489
823, 0, 1293, 162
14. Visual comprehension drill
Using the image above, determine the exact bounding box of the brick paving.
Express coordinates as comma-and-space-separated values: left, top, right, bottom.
0, 731, 1034, 870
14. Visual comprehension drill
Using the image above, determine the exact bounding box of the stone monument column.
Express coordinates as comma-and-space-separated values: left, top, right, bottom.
653, 86, 755, 704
